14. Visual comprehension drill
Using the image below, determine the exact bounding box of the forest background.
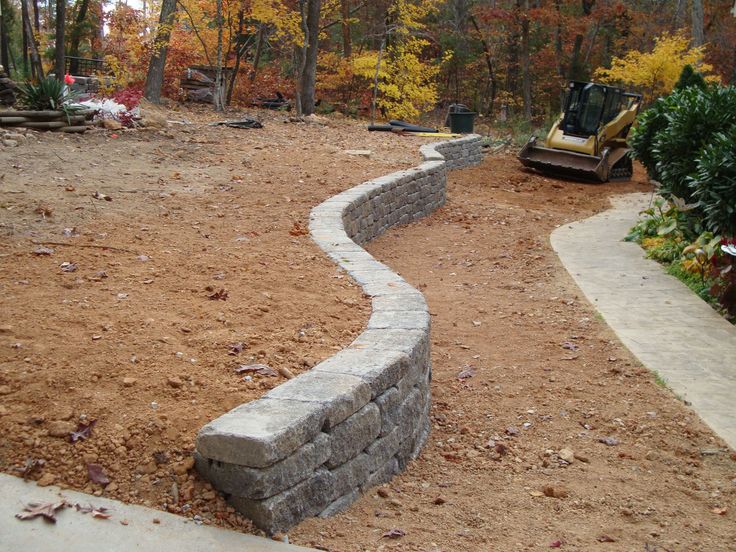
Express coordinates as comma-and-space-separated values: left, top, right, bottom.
0, 0, 735, 124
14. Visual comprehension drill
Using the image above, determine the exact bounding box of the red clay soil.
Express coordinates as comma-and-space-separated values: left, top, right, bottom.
291, 156, 736, 551
0, 108, 422, 528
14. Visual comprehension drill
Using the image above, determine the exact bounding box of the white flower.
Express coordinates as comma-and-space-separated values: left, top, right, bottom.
721, 244, 736, 257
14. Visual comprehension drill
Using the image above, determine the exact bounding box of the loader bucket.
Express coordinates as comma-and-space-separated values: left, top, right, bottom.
518, 137, 609, 182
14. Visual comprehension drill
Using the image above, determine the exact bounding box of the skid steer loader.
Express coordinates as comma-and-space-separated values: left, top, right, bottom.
518, 81, 642, 182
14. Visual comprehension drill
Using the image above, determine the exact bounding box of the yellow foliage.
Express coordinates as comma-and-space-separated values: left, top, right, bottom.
641, 237, 666, 250
349, 0, 448, 121
594, 32, 717, 100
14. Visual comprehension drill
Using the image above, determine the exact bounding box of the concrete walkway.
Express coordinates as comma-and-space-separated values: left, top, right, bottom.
0, 473, 314, 552
551, 192, 736, 450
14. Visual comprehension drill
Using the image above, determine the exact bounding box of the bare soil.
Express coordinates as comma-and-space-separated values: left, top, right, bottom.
292, 157, 736, 551
0, 107, 421, 529
2, 112, 735, 551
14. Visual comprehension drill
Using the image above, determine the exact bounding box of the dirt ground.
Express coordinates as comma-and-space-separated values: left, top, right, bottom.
0, 107, 422, 529
292, 158, 736, 551
2, 110, 735, 550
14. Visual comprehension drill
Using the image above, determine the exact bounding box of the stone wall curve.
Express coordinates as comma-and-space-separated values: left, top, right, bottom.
195, 134, 482, 534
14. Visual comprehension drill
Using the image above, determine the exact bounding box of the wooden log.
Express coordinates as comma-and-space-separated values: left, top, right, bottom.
0, 110, 65, 118
53, 125, 88, 133
0, 117, 30, 124
19, 121, 67, 129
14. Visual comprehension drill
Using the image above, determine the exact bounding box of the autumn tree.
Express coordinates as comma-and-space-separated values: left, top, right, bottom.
594, 32, 716, 101
144, 0, 178, 103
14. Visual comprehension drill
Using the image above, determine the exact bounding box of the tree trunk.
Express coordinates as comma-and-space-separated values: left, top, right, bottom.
0, 0, 10, 72
68, 0, 91, 75
21, 0, 43, 79
249, 24, 265, 82
32, 0, 39, 32
554, 0, 565, 78
299, 0, 321, 115
143, 0, 177, 103
520, 0, 532, 121
226, 8, 250, 105
469, 14, 496, 116
213, 0, 224, 111
341, 0, 351, 58
54, 0, 66, 80
691, 0, 704, 46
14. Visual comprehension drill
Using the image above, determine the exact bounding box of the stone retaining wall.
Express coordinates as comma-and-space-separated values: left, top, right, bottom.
195, 134, 482, 534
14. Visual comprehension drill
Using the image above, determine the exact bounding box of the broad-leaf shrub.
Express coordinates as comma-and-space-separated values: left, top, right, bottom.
689, 127, 736, 236
631, 84, 736, 234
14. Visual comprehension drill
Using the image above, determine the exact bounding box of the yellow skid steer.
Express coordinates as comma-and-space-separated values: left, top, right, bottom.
518, 81, 642, 182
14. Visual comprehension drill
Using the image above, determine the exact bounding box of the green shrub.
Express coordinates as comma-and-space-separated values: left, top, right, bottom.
17, 76, 80, 112
630, 95, 674, 181
689, 126, 736, 236
673, 64, 707, 91
652, 85, 736, 206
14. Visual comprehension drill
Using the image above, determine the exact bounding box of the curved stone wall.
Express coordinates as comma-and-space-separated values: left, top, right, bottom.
195, 134, 482, 534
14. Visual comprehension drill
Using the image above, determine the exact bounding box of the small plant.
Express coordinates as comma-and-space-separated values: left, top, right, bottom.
17, 76, 82, 118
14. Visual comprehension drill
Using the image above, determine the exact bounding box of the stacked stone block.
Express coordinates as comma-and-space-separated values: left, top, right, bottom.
195, 134, 482, 534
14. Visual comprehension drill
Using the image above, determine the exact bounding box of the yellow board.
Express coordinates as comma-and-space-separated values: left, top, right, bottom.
402, 132, 463, 138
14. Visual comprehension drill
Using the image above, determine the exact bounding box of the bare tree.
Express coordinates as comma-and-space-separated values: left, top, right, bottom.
691, 0, 704, 46
54, 0, 66, 80
68, 0, 91, 74
298, 0, 321, 115
21, 0, 43, 79
143, 0, 177, 103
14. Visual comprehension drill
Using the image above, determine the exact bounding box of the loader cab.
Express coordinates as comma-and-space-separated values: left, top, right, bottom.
560, 81, 624, 137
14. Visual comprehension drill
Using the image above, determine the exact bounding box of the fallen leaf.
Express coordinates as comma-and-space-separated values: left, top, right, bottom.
19, 457, 46, 480
505, 426, 519, 437
93, 191, 112, 201
598, 436, 620, 446
289, 222, 309, 236
87, 463, 110, 485
32, 246, 54, 256
381, 528, 406, 539
711, 507, 728, 515
495, 443, 509, 455
529, 491, 544, 497
70, 419, 97, 443
561, 342, 578, 351
597, 535, 616, 542
235, 364, 278, 377
227, 342, 245, 356
60, 262, 77, 273
207, 288, 229, 301
75, 503, 112, 519
457, 367, 475, 380
16, 501, 66, 523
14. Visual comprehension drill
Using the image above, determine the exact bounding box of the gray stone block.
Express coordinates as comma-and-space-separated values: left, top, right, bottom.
365, 426, 401, 471
349, 328, 429, 366
374, 386, 402, 435
325, 403, 380, 469
361, 457, 399, 492
196, 398, 326, 467
313, 346, 411, 398
367, 310, 430, 331
194, 432, 331, 499
330, 452, 371, 498
319, 489, 360, 518
265, 370, 371, 429
229, 468, 335, 534
371, 292, 427, 312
